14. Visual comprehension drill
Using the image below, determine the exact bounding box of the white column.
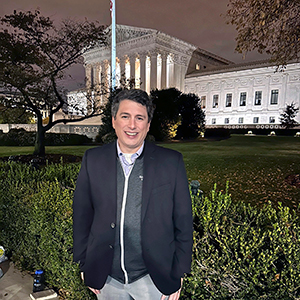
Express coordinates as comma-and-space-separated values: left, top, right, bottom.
139, 54, 146, 90
119, 56, 126, 81
150, 52, 158, 90
146, 56, 151, 94
161, 53, 167, 89
102, 60, 110, 94
94, 63, 101, 87
130, 55, 136, 87
85, 64, 92, 88
167, 54, 175, 88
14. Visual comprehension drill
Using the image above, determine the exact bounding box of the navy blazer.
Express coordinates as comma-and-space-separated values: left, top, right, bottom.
73, 141, 193, 295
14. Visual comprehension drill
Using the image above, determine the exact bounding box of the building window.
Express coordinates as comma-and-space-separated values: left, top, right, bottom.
240, 92, 246, 106
255, 91, 262, 105
238, 117, 244, 124
253, 117, 259, 124
195, 63, 200, 70
200, 96, 206, 109
270, 89, 279, 105
212, 118, 216, 124
226, 93, 232, 107
269, 116, 275, 123
213, 95, 219, 108
225, 118, 229, 124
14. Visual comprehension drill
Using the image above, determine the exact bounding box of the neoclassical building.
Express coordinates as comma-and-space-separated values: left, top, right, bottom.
83, 24, 232, 94
73, 24, 300, 130
185, 60, 300, 129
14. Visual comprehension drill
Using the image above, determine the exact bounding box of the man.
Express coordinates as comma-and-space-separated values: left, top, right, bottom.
73, 89, 193, 300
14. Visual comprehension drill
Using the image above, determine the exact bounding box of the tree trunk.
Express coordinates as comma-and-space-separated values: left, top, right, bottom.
34, 117, 46, 156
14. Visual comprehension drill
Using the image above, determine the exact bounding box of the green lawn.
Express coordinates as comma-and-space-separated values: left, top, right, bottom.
163, 135, 300, 209
1, 135, 300, 208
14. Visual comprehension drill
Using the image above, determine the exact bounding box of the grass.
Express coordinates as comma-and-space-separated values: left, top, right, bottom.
163, 135, 300, 209
0, 145, 96, 157
0, 135, 300, 209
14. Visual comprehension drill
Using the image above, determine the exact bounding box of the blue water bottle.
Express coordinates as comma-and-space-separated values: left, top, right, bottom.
33, 269, 45, 292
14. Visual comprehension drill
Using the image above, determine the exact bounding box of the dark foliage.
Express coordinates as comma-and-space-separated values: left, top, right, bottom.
280, 102, 299, 129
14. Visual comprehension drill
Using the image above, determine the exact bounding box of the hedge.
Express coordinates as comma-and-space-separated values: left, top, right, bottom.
0, 161, 94, 299
0, 162, 300, 299
0, 128, 92, 146
183, 184, 300, 300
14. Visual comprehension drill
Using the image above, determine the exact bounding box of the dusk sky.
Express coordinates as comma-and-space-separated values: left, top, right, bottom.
1, 0, 269, 90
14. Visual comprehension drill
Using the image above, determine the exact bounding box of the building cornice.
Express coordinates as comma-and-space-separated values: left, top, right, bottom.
186, 59, 300, 78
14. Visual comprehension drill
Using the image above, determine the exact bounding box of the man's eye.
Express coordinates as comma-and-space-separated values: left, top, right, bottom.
121, 116, 128, 119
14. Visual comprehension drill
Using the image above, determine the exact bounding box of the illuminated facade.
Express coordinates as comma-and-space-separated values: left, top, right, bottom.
185, 61, 300, 128
82, 25, 231, 94
75, 24, 300, 130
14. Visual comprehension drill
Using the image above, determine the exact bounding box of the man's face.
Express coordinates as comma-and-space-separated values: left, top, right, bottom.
112, 99, 150, 153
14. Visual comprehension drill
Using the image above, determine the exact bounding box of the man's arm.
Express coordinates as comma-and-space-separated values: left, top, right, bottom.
81, 272, 101, 295
172, 153, 193, 278
161, 278, 183, 300
73, 151, 94, 269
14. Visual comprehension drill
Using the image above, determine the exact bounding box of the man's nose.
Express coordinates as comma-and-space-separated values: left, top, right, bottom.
128, 118, 136, 129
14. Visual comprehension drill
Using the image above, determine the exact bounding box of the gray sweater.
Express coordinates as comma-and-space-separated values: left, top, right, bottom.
110, 156, 148, 283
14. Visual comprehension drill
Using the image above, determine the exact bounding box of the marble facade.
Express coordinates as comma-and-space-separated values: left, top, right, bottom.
82, 25, 231, 94
68, 24, 300, 130
185, 61, 300, 128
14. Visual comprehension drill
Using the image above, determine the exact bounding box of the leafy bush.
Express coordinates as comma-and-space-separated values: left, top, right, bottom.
0, 128, 92, 146
182, 184, 300, 300
0, 161, 94, 299
204, 128, 231, 139
0, 128, 36, 146
44, 132, 92, 146
1, 161, 300, 299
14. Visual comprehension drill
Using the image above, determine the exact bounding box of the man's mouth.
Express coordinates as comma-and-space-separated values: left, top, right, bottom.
126, 132, 138, 136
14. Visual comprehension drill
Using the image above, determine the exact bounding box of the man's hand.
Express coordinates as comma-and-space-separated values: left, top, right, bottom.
81, 272, 101, 295
161, 278, 183, 300
161, 289, 181, 300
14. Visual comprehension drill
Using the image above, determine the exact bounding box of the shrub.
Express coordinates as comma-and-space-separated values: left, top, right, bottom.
0, 161, 94, 299
182, 184, 300, 300
1, 161, 300, 299
44, 133, 92, 146
0, 128, 36, 146
0, 129, 92, 146
205, 128, 231, 139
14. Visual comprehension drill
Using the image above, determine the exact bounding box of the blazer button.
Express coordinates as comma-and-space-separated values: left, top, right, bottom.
111, 223, 116, 229
109, 245, 114, 249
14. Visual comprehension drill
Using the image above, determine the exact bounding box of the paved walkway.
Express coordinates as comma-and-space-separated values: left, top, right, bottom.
0, 260, 33, 300
0, 261, 59, 300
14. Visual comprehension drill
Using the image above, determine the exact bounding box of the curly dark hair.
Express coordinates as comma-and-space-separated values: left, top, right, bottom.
111, 89, 155, 122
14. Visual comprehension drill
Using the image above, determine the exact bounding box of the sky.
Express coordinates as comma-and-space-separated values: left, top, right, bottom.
1, 0, 268, 90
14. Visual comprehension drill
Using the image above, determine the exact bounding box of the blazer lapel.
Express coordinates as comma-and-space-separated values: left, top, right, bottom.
98, 142, 118, 212
141, 142, 157, 222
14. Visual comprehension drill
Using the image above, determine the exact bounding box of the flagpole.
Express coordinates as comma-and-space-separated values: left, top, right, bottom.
111, 0, 116, 90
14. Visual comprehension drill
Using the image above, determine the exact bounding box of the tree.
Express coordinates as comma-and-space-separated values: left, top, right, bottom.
0, 95, 34, 123
0, 10, 106, 155
96, 88, 121, 143
280, 102, 299, 129
0, 106, 34, 124
149, 88, 205, 141
226, 0, 300, 69
176, 93, 205, 139
149, 88, 181, 141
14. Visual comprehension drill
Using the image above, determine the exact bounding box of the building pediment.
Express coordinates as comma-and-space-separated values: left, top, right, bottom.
104, 24, 157, 45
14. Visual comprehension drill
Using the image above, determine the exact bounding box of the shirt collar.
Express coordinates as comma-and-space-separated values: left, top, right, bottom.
116, 141, 144, 160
